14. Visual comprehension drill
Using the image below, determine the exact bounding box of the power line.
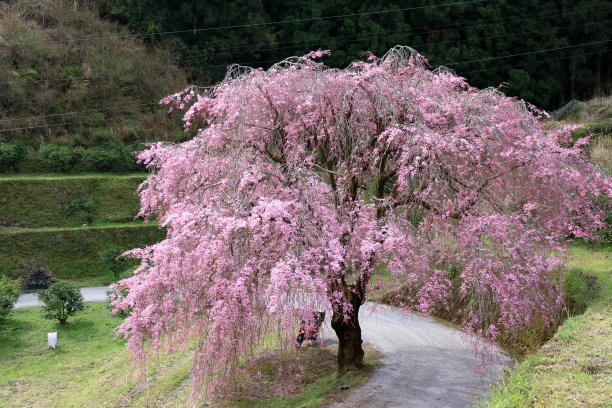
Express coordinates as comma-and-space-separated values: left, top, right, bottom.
0, 102, 159, 123
5, 19, 605, 87
0, 4, 596, 72
187, 40, 609, 74
459, 49, 605, 75
0, 118, 108, 133
444, 40, 610, 66
6, 20, 607, 89
3, 0, 485, 46
0, 45, 605, 133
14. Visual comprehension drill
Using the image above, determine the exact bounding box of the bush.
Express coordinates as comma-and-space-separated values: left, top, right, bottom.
83, 142, 134, 172
39, 282, 84, 324
0, 276, 20, 322
66, 196, 99, 225
0, 142, 28, 172
38, 144, 81, 172
101, 247, 132, 279
22, 261, 54, 290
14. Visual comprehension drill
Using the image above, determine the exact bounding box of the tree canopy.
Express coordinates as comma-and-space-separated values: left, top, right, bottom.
112, 48, 610, 398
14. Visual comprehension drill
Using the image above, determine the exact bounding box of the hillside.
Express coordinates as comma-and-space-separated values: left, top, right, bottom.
0, 0, 187, 148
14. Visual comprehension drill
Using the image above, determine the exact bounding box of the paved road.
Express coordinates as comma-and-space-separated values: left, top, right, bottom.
15, 286, 111, 308
325, 303, 513, 408
15, 288, 511, 406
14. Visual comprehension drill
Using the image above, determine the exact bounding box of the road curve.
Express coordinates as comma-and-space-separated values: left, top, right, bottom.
15, 286, 111, 308
326, 303, 513, 408
14, 290, 511, 406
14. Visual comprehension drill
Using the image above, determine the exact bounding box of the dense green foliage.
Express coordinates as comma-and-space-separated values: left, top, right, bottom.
39, 281, 85, 324
0, 141, 26, 171
0, 1, 187, 148
38, 144, 83, 172
0, 174, 145, 227
0, 275, 20, 322
99, 0, 610, 110
0, 142, 145, 173
0, 224, 165, 285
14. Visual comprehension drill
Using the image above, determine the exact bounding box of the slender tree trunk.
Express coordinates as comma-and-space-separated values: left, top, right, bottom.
331, 288, 364, 374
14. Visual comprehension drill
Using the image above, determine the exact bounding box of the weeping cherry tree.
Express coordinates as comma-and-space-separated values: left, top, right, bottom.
112, 47, 610, 396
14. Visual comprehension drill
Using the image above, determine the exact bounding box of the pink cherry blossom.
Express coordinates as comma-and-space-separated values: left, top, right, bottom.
112, 46, 610, 399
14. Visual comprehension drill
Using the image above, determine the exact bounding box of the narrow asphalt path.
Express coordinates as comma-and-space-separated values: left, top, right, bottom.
14, 288, 511, 406
15, 286, 110, 308
326, 303, 513, 408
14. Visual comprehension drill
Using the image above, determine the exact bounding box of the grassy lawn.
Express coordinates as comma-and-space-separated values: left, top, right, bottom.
0, 303, 378, 408
0, 303, 134, 407
479, 241, 612, 407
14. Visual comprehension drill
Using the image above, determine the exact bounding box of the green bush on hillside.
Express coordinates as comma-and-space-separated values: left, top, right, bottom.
83, 142, 134, 172
66, 196, 100, 225
0, 142, 28, 172
38, 144, 81, 172
101, 247, 134, 279
0, 275, 20, 322
39, 282, 84, 324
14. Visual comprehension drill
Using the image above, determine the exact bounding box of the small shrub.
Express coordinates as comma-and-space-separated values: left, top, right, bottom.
0, 276, 21, 322
0, 141, 28, 172
66, 196, 99, 225
38, 144, 81, 172
39, 282, 84, 324
101, 247, 132, 279
22, 261, 54, 290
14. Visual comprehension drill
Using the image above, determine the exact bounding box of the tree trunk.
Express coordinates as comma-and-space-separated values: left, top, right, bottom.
331, 289, 364, 374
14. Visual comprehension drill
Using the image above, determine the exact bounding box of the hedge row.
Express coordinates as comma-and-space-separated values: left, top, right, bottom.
0, 142, 146, 173
0, 175, 146, 227
0, 224, 165, 282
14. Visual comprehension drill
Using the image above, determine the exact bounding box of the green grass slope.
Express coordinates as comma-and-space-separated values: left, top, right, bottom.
0, 173, 146, 227
479, 242, 612, 408
0, 223, 164, 286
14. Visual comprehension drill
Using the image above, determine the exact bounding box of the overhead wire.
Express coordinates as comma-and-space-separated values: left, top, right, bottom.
2, 0, 485, 46
0, 4, 597, 71
0, 2, 607, 131
2, 20, 606, 87
0, 44, 606, 133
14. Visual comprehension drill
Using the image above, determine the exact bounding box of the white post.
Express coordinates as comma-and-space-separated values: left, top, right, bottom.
48, 332, 57, 349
